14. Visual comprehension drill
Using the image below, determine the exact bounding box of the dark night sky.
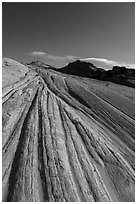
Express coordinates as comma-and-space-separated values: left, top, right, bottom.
2, 2, 135, 68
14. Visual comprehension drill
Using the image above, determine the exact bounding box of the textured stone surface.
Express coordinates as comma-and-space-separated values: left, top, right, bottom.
2, 58, 135, 202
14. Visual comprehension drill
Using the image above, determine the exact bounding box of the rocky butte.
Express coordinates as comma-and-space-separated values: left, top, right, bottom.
2, 58, 135, 202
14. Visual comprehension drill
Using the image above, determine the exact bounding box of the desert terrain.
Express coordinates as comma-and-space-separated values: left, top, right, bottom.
2, 58, 135, 202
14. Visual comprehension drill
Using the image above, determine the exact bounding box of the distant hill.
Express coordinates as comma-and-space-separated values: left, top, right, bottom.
95, 65, 135, 88
58, 60, 105, 77
57, 60, 135, 88
26, 60, 135, 88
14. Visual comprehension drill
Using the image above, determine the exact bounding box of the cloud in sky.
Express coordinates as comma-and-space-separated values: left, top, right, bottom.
81, 57, 117, 65
30, 51, 46, 56
29, 52, 135, 69
29, 51, 80, 61
81, 57, 135, 69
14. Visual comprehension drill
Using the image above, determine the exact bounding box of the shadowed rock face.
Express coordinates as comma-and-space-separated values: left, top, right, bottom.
2, 58, 135, 202
58, 60, 101, 77
58, 60, 135, 88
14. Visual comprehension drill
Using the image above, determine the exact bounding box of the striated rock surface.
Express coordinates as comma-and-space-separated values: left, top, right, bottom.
58, 60, 135, 87
2, 58, 135, 202
2, 58, 29, 87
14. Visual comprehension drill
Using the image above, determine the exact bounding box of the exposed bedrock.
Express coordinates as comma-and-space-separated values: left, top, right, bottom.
2, 63, 135, 202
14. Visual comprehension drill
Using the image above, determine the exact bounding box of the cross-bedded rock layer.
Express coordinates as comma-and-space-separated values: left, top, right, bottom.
2, 59, 135, 202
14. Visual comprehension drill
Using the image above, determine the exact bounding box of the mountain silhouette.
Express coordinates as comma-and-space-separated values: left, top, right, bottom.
57, 60, 135, 87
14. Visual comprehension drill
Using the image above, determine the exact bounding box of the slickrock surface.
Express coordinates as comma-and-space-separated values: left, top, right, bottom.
2, 58, 135, 202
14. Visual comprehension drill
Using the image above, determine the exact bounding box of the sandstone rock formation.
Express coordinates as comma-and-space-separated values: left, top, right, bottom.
2, 58, 135, 202
58, 60, 135, 87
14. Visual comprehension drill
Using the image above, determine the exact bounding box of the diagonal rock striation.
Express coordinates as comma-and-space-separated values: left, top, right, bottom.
2, 58, 135, 202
